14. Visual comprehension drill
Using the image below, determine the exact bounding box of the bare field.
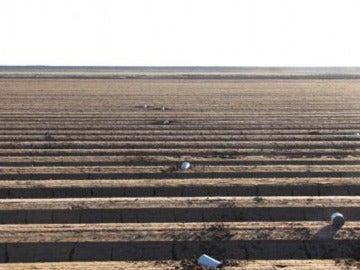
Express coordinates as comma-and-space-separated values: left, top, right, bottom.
0, 78, 359, 268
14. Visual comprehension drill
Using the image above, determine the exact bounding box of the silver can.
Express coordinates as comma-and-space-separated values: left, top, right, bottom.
331, 212, 345, 228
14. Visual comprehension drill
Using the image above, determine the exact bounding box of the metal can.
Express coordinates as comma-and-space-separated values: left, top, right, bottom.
331, 212, 345, 228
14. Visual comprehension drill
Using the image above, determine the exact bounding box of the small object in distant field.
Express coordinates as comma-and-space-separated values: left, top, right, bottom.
163, 119, 170, 125
331, 212, 345, 228
180, 161, 191, 170
197, 254, 222, 268
161, 106, 166, 111
143, 104, 148, 109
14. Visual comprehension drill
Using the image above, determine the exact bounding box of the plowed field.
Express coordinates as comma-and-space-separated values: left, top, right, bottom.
0, 77, 359, 269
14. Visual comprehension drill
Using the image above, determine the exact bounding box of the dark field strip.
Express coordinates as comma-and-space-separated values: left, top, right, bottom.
0, 178, 358, 198
1, 104, 359, 109
1, 124, 360, 130
4, 114, 360, 117
1, 157, 360, 167
3, 109, 360, 113
0, 141, 359, 149
1, 120, 360, 125
2, 113, 360, 117
0, 149, 358, 157
0, 196, 359, 223
1, 135, 360, 142
0, 114, 358, 118
2, 165, 360, 181
2, 165, 360, 173
0, 129, 358, 135
0, 241, 357, 261
2, 114, 360, 120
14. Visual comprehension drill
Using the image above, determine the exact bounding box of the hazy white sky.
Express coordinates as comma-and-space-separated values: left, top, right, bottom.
1, 0, 360, 66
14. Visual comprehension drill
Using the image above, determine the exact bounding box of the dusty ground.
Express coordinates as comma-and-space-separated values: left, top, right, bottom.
0, 77, 358, 266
